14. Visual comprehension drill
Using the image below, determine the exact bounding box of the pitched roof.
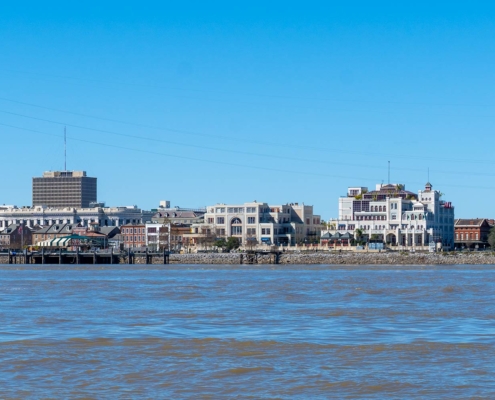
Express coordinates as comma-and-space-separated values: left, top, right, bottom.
455, 218, 489, 227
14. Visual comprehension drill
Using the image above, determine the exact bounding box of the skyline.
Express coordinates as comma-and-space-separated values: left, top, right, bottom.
1, 2, 495, 218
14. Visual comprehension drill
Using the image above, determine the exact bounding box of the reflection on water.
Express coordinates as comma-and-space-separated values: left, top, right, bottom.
1, 264, 494, 398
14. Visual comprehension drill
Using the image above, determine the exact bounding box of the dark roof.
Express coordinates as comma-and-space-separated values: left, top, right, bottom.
100, 226, 120, 238
153, 211, 203, 219
455, 219, 490, 227
1, 224, 19, 235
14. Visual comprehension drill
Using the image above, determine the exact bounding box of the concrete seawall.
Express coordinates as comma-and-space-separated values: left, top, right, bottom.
2, 252, 495, 265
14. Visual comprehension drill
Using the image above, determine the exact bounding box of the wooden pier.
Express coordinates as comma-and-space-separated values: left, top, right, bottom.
1, 249, 170, 265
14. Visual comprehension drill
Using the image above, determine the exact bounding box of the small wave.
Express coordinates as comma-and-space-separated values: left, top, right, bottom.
225, 366, 274, 375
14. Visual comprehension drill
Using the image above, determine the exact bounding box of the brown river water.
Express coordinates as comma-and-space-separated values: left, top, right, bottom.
1, 264, 494, 398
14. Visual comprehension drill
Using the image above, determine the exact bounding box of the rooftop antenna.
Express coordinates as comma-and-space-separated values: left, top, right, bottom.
388, 161, 390, 184
64, 126, 67, 171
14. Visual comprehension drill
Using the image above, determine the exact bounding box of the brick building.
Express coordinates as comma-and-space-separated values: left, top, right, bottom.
121, 224, 146, 249
0, 224, 33, 249
454, 219, 492, 250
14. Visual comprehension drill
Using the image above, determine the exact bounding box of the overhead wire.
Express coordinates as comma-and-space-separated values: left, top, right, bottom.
0, 103, 495, 167
1, 121, 494, 191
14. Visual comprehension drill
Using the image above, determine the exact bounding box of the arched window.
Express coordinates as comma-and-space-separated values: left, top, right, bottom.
231, 218, 242, 235
383, 206, 386, 212
379, 206, 382, 212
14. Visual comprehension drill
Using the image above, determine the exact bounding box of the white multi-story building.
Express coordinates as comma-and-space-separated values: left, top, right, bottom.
203, 201, 321, 245
0, 205, 154, 230
327, 182, 455, 249
145, 222, 170, 251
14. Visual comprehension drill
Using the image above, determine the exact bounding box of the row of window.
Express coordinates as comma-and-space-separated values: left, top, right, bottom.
357, 225, 426, 230
456, 233, 479, 240
214, 207, 274, 214
123, 228, 145, 234
124, 236, 145, 242
370, 206, 387, 212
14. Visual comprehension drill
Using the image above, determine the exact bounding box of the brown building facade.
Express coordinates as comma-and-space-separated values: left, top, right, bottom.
0, 224, 33, 249
454, 219, 492, 250
121, 224, 146, 249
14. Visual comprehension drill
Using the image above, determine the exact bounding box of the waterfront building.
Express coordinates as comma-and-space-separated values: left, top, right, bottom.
454, 219, 492, 250
0, 205, 153, 230
182, 223, 217, 248
121, 224, 146, 249
32, 222, 76, 244
145, 222, 169, 251
151, 201, 206, 225
325, 182, 455, 249
33, 171, 97, 208
203, 201, 321, 245
32, 222, 120, 247
0, 223, 33, 249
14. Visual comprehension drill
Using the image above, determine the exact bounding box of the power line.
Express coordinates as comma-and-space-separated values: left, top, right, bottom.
1, 105, 495, 166
1, 122, 494, 191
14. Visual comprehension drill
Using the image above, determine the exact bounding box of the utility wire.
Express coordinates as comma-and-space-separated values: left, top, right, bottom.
1, 122, 494, 191
1, 105, 495, 166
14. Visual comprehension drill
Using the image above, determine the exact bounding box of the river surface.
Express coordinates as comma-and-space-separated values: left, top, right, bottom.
1, 264, 494, 398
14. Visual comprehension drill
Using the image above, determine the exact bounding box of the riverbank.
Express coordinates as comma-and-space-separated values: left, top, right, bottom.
2, 251, 494, 265
167, 252, 495, 265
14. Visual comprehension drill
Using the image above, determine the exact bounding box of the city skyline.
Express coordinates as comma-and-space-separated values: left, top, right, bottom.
1, 3, 495, 218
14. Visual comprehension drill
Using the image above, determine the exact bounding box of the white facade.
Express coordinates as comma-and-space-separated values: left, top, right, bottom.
145, 222, 170, 251
329, 183, 455, 249
0, 205, 154, 230
204, 201, 321, 245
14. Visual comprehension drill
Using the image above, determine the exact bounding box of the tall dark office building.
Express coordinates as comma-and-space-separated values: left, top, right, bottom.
32, 171, 97, 208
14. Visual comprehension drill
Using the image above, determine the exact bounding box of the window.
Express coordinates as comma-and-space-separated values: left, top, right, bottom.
247, 228, 256, 235
207, 218, 214, 224
247, 217, 256, 224
217, 217, 225, 224
476, 233, 479, 240
231, 226, 242, 235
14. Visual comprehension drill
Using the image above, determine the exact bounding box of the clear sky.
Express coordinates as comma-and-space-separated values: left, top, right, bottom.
1, 1, 494, 219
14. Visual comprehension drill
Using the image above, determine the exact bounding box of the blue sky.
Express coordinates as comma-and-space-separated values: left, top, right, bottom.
1, 2, 494, 219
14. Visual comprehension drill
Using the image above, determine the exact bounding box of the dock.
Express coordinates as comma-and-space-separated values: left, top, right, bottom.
1, 249, 170, 265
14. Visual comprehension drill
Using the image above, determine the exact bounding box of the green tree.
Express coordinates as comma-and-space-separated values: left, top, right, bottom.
226, 237, 240, 251
488, 226, 495, 249
354, 228, 363, 244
